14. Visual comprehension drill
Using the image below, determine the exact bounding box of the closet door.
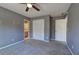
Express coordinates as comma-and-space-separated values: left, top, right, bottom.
33, 19, 44, 41
55, 19, 67, 42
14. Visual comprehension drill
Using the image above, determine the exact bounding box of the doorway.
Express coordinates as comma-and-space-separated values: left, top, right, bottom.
55, 17, 67, 42
24, 19, 30, 40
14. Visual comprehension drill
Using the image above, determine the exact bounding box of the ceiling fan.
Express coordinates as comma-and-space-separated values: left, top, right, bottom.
21, 3, 40, 12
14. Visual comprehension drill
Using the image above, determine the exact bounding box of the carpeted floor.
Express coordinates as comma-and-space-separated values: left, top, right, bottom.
0, 39, 71, 55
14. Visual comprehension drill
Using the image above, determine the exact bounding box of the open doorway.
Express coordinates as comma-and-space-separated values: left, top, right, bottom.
24, 19, 30, 40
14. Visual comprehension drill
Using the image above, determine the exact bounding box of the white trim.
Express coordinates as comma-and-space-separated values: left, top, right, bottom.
54, 40, 74, 55
66, 43, 74, 55
55, 40, 66, 44
0, 40, 24, 50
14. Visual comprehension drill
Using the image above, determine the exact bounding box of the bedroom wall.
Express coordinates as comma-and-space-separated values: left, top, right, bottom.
0, 7, 26, 47
50, 17, 55, 40
67, 4, 79, 54
44, 16, 50, 41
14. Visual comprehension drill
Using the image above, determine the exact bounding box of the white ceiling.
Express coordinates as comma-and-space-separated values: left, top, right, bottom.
0, 3, 71, 18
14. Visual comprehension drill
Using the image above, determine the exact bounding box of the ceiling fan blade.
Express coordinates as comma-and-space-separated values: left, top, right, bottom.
25, 7, 29, 12
32, 5, 40, 11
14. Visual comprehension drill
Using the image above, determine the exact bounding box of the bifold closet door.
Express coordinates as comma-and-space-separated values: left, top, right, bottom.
33, 19, 44, 41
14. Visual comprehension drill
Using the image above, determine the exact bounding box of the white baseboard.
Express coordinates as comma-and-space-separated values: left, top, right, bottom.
0, 39, 74, 55
55, 40, 66, 44
66, 44, 74, 55
54, 40, 74, 55
0, 40, 24, 50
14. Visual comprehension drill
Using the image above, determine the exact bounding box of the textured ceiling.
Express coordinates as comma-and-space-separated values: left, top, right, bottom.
0, 3, 71, 18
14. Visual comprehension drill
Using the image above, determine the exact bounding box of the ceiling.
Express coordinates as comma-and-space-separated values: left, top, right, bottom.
0, 3, 71, 18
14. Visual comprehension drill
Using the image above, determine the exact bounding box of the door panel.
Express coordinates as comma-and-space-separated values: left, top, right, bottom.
55, 19, 67, 42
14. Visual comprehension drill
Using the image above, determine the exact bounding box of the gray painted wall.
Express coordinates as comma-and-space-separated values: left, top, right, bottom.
67, 4, 79, 54
50, 17, 55, 40
0, 7, 26, 47
44, 16, 50, 41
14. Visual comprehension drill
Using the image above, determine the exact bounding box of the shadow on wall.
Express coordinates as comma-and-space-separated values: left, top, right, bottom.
50, 17, 55, 40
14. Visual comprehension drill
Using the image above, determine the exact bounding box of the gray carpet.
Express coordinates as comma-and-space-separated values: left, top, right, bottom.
0, 39, 71, 55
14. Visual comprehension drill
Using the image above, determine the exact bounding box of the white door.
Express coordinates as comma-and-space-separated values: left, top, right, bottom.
33, 19, 44, 41
55, 18, 67, 42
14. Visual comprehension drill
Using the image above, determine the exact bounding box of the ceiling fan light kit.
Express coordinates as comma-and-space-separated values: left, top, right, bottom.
27, 3, 32, 8
21, 3, 40, 12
